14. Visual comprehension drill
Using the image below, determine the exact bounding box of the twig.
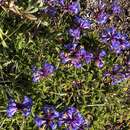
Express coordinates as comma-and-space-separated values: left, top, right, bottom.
1, 1, 38, 21
86, 104, 106, 107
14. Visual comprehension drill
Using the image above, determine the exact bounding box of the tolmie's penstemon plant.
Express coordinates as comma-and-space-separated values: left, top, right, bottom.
0, 0, 129, 129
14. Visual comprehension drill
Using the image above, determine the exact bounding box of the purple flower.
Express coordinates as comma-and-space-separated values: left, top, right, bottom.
43, 0, 57, 6
111, 39, 121, 53
96, 58, 104, 68
60, 44, 93, 68
79, 19, 91, 29
22, 96, 33, 117
111, 78, 123, 85
71, 58, 82, 68
58, 107, 85, 130
60, 51, 82, 68
43, 63, 55, 75
101, 27, 116, 43
7, 98, 17, 118
101, 27, 130, 53
43, 0, 64, 6
68, 28, 81, 40
112, 3, 121, 14
111, 73, 126, 85
32, 69, 43, 83
59, 0, 64, 6
125, 73, 130, 79
101, 28, 128, 43
7, 96, 32, 118
99, 50, 107, 57
78, 119, 90, 130
112, 64, 122, 72
84, 52, 93, 64
121, 40, 130, 50
72, 49, 93, 68
68, 1, 80, 15
97, 0, 106, 10
115, 34, 130, 50
60, 52, 70, 64
114, 32, 123, 40
103, 71, 111, 78
74, 16, 92, 29
104, 63, 129, 85
35, 116, 46, 127
43, 6, 57, 17
32, 63, 55, 82
93, 1, 108, 25
127, 58, 130, 65
64, 43, 78, 52
111, 72, 130, 85
96, 11, 109, 25
76, 48, 87, 58
35, 106, 59, 129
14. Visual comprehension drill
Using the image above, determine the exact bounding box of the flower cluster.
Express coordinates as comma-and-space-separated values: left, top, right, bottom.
55, 1, 93, 68
41, 0, 81, 17
103, 64, 130, 85
7, 96, 32, 118
67, 1, 80, 15
74, 16, 92, 30
35, 105, 60, 129
33, 0, 129, 83
101, 27, 130, 54
7, 94, 90, 129
32, 63, 55, 82
58, 107, 88, 130
67, 3, 92, 40
111, 1, 121, 14
60, 43, 93, 68
35, 106, 89, 130
60, 43, 108, 68
7, 97, 89, 130
95, 49, 107, 68
93, 1, 109, 25
91, 0, 122, 25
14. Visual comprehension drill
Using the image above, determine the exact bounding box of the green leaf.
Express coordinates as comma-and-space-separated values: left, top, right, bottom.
0, 28, 8, 48
15, 33, 25, 50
